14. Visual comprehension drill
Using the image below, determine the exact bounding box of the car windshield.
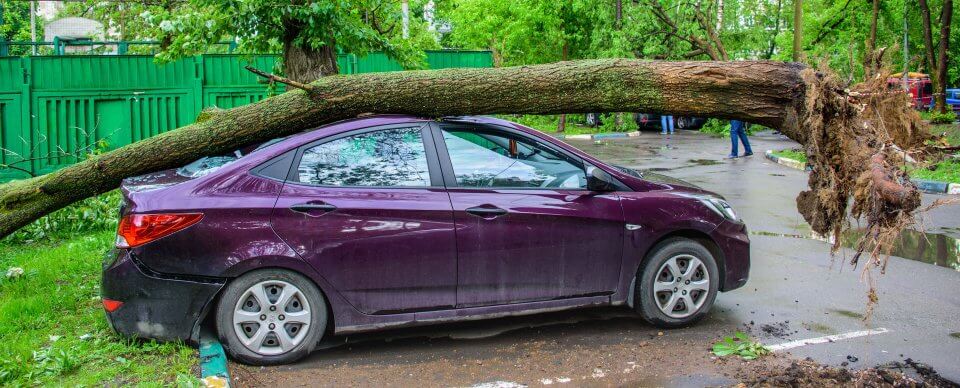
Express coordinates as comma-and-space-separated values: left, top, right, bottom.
176, 136, 288, 178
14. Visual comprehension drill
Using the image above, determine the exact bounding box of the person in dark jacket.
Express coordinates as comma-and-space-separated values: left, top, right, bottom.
728, 120, 753, 158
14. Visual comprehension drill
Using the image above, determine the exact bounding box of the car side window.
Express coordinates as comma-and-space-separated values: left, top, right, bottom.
441, 128, 587, 189
297, 127, 431, 187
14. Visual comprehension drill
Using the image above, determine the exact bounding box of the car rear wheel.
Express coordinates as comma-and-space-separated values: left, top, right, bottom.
216, 269, 327, 365
635, 238, 719, 328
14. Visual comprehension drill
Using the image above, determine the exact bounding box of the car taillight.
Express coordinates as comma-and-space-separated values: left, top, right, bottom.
102, 298, 124, 313
116, 213, 203, 248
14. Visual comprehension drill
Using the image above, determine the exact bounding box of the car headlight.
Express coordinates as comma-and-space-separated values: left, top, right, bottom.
681, 194, 739, 221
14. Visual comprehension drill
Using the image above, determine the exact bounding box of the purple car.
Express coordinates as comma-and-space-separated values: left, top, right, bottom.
101, 115, 749, 365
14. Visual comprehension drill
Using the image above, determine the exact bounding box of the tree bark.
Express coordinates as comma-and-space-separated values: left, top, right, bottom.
917, 0, 952, 113
0, 60, 929, 246
615, 0, 622, 30
935, 0, 952, 114
766, 0, 783, 60
282, 27, 339, 84
863, 0, 880, 78
793, 0, 803, 62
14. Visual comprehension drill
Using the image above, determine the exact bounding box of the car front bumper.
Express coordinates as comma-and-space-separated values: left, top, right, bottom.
711, 220, 751, 291
101, 249, 225, 345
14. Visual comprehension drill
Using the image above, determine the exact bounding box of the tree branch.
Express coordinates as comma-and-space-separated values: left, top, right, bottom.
244, 66, 315, 93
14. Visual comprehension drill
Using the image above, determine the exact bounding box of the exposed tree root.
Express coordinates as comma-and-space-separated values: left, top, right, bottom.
794, 68, 937, 313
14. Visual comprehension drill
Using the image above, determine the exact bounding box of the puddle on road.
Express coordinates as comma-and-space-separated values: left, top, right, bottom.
830, 309, 866, 320
802, 322, 836, 334
688, 158, 722, 166
751, 228, 960, 271
950, 332, 960, 340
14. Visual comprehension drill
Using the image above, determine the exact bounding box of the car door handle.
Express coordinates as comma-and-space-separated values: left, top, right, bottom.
290, 203, 337, 213
465, 206, 508, 217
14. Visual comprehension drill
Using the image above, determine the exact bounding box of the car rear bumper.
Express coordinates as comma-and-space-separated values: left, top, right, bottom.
101, 249, 225, 345
711, 220, 750, 291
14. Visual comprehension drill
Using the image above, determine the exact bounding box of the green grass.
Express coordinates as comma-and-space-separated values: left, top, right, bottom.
771, 148, 808, 163
0, 231, 197, 386
772, 147, 960, 184
930, 123, 960, 146
910, 158, 960, 184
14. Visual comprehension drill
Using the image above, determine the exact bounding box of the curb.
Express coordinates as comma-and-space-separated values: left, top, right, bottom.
199, 329, 231, 388
765, 150, 959, 195
764, 150, 811, 171
557, 131, 640, 140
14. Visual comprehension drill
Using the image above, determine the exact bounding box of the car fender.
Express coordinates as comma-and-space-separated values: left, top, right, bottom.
616, 195, 722, 306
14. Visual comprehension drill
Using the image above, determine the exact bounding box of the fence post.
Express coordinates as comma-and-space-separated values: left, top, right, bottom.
192, 55, 204, 120
20, 57, 34, 176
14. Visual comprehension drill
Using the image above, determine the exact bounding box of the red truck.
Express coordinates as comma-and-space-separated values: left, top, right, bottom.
888, 72, 934, 110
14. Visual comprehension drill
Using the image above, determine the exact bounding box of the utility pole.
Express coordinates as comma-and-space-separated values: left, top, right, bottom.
30, 0, 37, 55
401, 0, 410, 39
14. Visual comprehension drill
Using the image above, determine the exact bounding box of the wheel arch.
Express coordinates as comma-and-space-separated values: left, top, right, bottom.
626, 229, 726, 309
195, 263, 338, 342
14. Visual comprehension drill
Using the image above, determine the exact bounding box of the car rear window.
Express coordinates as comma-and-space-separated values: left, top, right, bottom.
176, 136, 288, 178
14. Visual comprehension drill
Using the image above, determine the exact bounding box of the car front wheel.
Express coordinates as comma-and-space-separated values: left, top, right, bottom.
216, 269, 327, 365
635, 238, 719, 327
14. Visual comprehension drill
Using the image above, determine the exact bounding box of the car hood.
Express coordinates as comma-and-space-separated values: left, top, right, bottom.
611, 165, 715, 196
640, 170, 702, 189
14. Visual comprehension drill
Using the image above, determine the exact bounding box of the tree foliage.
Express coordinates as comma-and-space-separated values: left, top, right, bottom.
0, 1, 44, 56
58, 0, 440, 81
439, 0, 960, 87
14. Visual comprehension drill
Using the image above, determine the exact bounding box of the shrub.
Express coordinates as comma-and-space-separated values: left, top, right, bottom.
928, 109, 958, 124
1, 191, 121, 245
700, 118, 729, 137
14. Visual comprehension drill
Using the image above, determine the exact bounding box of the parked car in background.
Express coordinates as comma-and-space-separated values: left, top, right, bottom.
634, 113, 707, 131
946, 89, 960, 115
102, 115, 750, 365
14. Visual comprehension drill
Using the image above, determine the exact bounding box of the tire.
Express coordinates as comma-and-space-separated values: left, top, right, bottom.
634, 238, 719, 328
676, 117, 706, 130
216, 269, 327, 365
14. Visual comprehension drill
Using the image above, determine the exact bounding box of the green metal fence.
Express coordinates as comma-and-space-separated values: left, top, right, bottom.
0, 51, 492, 180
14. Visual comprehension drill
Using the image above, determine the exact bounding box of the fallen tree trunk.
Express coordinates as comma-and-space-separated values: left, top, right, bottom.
0, 60, 931, 264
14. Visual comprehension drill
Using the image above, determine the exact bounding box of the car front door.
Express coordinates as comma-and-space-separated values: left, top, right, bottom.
432, 123, 625, 308
271, 124, 458, 315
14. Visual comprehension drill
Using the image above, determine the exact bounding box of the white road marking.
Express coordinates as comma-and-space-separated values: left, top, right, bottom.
766, 328, 891, 352
471, 382, 527, 388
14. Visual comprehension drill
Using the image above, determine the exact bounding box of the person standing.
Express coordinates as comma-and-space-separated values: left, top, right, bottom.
660, 115, 675, 134
728, 119, 753, 158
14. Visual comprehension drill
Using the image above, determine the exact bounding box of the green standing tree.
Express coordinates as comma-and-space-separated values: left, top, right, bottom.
918, 0, 954, 114
0, 1, 43, 56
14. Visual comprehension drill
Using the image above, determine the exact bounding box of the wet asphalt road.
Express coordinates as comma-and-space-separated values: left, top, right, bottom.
233, 130, 960, 387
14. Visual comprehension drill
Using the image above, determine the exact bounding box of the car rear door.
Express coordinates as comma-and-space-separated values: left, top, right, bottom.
431, 123, 625, 308
271, 123, 458, 315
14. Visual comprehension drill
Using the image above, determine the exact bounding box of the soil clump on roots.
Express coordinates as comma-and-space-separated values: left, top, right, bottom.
791, 68, 934, 311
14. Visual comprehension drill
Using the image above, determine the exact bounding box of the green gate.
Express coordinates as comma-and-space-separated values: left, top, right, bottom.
0, 51, 493, 180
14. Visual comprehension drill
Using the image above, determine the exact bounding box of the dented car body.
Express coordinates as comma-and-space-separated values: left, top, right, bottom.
102, 115, 749, 358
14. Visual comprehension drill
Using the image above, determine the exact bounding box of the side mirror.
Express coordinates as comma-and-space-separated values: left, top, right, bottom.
586, 166, 618, 192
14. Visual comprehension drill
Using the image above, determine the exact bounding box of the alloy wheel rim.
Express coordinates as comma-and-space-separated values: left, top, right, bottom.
653, 254, 710, 319
233, 280, 311, 355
